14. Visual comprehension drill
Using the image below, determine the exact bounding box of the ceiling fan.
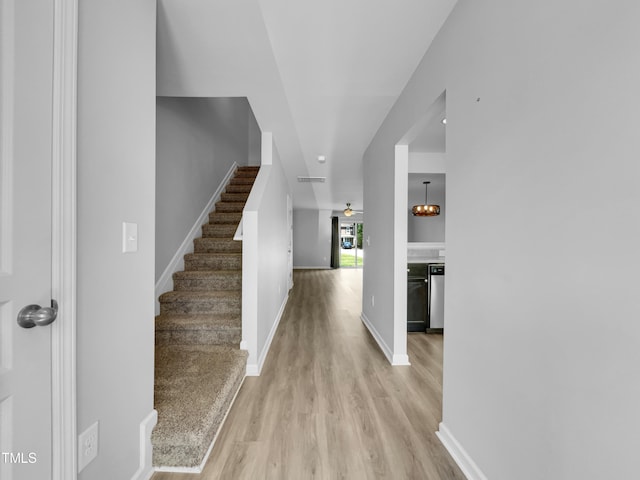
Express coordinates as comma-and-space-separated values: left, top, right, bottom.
343, 203, 363, 217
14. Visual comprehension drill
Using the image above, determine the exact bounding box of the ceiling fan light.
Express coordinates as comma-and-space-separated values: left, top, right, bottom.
344, 202, 353, 216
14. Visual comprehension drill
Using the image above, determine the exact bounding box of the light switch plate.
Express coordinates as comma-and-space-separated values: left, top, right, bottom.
122, 222, 138, 253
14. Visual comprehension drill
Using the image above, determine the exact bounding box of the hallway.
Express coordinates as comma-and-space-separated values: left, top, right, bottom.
152, 269, 465, 479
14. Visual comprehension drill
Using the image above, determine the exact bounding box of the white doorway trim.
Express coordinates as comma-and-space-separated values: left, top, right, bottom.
50, 0, 78, 478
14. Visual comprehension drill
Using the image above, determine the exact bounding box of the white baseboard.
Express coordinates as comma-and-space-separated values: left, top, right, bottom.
436, 422, 487, 480
392, 353, 411, 366
154, 376, 246, 474
293, 266, 332, 270
130, 409, 157, 480
246, 293, 289, 376
154, 162, 238, 315
360, 312, 410, 366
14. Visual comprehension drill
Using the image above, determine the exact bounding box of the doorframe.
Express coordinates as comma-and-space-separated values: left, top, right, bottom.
338, 219, 365, 268
50, 0, 78, 478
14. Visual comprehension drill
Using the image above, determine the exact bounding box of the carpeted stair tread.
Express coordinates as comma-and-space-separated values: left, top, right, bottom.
155, 314, 241, 346
194, 237, 242, 253
229, 176, 256, 185
184, 252, 242, 271
225, 184, 253, 193
160, 290, 242, 315
173, 270, 241, 291
159, 290, 241, 301
156, 313, 241, 331
201, 223, 237, 238
159, 290, 241, 315
221, 192, 250, 202
234, 170, 259, 178
209, 212, 243, 224
152, 345, 248, 468
215, 201, 245, 213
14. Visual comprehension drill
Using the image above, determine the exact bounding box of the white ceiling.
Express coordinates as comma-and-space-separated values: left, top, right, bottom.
157, 0, 457, 211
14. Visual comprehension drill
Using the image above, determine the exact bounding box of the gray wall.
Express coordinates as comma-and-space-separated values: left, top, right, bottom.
292, 209, 332, 268
155, 97, 258, 283
77, 0, 156, 478
363, 1, 640, 479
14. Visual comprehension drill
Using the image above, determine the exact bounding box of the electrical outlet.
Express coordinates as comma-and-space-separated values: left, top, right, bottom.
78, 421, 99, 472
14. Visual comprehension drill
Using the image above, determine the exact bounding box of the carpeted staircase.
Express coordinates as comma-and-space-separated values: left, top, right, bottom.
152, 166, 259, 470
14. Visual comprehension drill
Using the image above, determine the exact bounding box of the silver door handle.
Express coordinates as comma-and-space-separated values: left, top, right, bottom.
17, 300, 58, 328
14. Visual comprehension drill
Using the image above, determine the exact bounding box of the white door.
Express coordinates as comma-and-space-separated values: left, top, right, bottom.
0, 1, 55, 479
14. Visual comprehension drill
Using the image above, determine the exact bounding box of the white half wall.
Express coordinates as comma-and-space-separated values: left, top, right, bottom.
363, 1, 640, 479
76, 1, 156, 479
242, 133, 291, 375
292, 209, 332, 268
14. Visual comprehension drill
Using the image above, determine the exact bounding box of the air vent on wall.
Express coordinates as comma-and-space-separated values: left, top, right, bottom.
297, 176, 326, 183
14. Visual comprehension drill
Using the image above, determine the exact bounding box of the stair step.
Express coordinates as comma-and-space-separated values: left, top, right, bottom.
215, 202, 245, 213
159, 290, 241, 315
208, 212, 242, 224
236, 165, 260, 172
220, 192, 250, 203
194, 237, 242, 254
229, 177, 256, 185
184, 253, 242, 271
234, 169, 259, 178
201, 223, 237, 238
173, 270, 241, 291
155, 314, 241, 346
152, 345, 247, 468
225, 184, 253, 194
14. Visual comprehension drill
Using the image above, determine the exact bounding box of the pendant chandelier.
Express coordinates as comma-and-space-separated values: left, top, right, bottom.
412, 181, 440, 216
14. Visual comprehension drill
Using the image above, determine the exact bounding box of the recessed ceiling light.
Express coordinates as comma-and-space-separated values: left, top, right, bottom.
317, 155, 326, 163
441, 118, 447, 125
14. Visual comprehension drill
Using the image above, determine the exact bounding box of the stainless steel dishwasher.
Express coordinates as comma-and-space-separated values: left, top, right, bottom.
427, 264, 444, 332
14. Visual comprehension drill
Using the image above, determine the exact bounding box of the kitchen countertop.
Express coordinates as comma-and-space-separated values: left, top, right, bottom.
407, 256, 445, 264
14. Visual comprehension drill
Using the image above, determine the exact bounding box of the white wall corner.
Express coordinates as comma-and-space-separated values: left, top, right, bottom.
393, 144, 410, 363
155, 162, 238, 314
360, 312, 410, 366
130, 409, 158, 480
436, 422, 488, 480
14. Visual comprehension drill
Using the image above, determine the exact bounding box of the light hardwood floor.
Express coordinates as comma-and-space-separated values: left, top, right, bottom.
152, 268, 465, 480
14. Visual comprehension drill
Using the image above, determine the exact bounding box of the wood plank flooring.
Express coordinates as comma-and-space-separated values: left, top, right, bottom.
152, 268, 465, 480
